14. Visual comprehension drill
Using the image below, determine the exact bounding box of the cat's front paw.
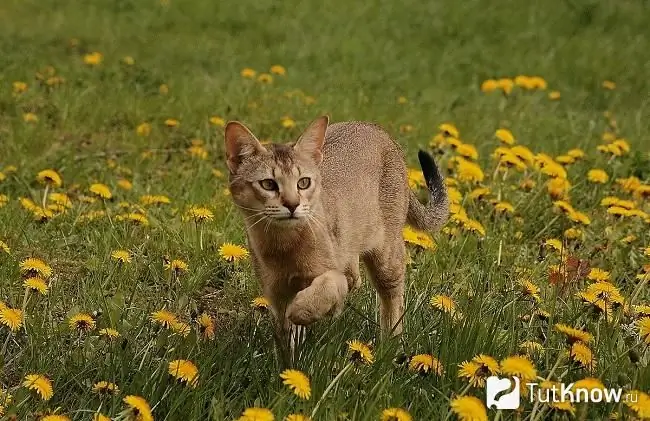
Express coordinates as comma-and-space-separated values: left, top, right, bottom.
287, 290, 327, 326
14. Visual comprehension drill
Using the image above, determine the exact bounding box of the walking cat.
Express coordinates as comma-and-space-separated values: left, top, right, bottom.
224, 116, 448, 363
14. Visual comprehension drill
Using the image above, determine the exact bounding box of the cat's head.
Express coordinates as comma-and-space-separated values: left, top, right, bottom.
224, 116, 328, 226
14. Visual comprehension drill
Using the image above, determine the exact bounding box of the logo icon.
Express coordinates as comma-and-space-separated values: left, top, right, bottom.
486, 376, 521, 409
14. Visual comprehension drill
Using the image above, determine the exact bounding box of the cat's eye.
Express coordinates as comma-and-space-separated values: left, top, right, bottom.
259, 179, 278, 191
297, 177, 311, 189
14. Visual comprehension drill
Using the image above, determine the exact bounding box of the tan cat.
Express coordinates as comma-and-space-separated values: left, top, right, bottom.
224, 116, 448, 362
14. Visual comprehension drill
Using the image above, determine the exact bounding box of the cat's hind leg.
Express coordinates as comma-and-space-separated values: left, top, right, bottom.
287, 269, 348, 326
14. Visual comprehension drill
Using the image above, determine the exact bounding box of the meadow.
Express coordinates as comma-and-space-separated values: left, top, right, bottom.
1, 0, 650, 419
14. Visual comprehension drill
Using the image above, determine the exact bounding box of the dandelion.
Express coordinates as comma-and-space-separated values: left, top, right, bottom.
172, 321, 190, 337
169, 360, 199, 387
518, 279, 540, 301
122, 56, 135, 65
36, 169, 62, 188
454, 158, 484, 183
494, 201, 514, 215
544, 238, 563, 252
461, 219, 486, 237
197, 313, 215, 340
497, 78, 514, 94
500, 355, 537, 382
164, 118, 179, 127
554, 323, 593, 343
449, 396, 487, 421
430, 295, 458, 317
258, 73, 273, 84
548, 91, 561, 100
84, 52, 103, 65
570, 341, 595, 369
638, 317, 650, 344
270, 65, 286, 75
602, 80, 616, 90
136, 122, 151, 136
89, 183, 112, 200
159, 83, 169, 94
41, 415, 71, 421
380, 408, 412, 421
402, 226, 436, 250
0, 240, 10, 254
347, 340, 374, 365
286, 415, 310, 421
99, 328, 120, 339
0, 306, 23, 331
481, 79, 499, 92
92, 381, 119, 395
439, 123, 459, 138
23, 374, 53, 400
237, 407, 274, 421
23, 112, 38, 122
573, 377, 605, 392
241, 68, 257, 78
123, 395, 153, 421
587, 169, 609, 184
519, 341, 543, 354
186, 206, 213, 222
252, 296, 270, 310
280, 369, 311, 399
0, 194, 8, 208
151, 309, 178, 328
546, 177, 570, 199
140, 195, 171, 206
495, 129, 515, 145
23, 277, 48, 295
409, 354, 444, 375
111, 250, 132, 264
587, 268, 610, 282
164, 259, 188, 273
219, 243, 250, 262
69, 313, 96, 332
94, 414, 111, 421
188, 145, 208, 159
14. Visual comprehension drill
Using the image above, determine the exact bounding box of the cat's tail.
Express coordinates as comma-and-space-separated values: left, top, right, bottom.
407, 150, 450, 233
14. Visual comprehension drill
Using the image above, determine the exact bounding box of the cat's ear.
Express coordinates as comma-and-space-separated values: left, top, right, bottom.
224, 121, 267, 173
294, 115, 329, 164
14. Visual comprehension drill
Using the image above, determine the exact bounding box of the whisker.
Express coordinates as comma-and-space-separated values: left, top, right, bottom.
247, 215, 269, 231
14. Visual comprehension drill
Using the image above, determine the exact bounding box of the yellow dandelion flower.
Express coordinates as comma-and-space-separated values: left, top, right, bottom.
556, 155, 575, 165
69, 313, 96, 332
237, 407, 274, 421
83, 52, 103, 65
468, 187, 490, 201
209, 116, 225, 127
587, 268, 610, 282
94, 414, 111, 421
171, 321, 190, 337
588, 169, 609, 184
186, 206, 214, 222
397, 95, 408, 104
481, 79, 499, 92
574, 377, 605, 392
519, 341, 543, 354
0, 194, 9, 208
257, 73, 273, 84
457, 143, 479, 160
23, 277, 48, 295
409, 354, 444, 376
169, 360, 199, 387
518, 279, 540, 301
461, 219, 486, 237
511, 146, 535, 165
438, 123, 459, 138
564, 228, 583, 240
159, 83, 169, 94
500, 355, 537, 382
625, 390, 650, 419
111, 250, 132, 264
197, 313, 215, 340
99, 328, 120, 339
270, 65, 286, 75
13, 81, 28, 93
89, 183, 112, 200
554, 323, 593, 343
0, 307, 23, 331
570, 341, 595, 369
0, 240, 9, 254
23, 374, 53, 400
380, 408, 412, 421
187, 145, 208, 159
638, 317, 650, 344
136, 122, 151, 136
92, 381, 119, 394
164, 259, 188, 273
164, 118, 179, 127
240, 68, 257, 79
36, 169, 62, 188
122, 56, 135, 65
494, 201, 515, 215
219, 243, 250, 262
586, 282, 624, 306
497, 78, 514, 94
546, 177, 570, 199
41, 415, 71, 421
151, 309, 178, 328
602, 80, 616, 90
285, 415, 310, 421
23, 112, 38, 122
454, 158, 484, 183
457, 354, 501, 388
402, 226, 436, 250
548, 90, 561, 100
252, 297, 270, 310
123, 395, 153, 421
549, 400, 575, 415
140, 195, 171, 206
544, 238, 563, 251
280, 369, 311, 400
347, 340, 374, 365
430, 294, 458, 316
450, 396, 488, 421
495, 128, 515, 145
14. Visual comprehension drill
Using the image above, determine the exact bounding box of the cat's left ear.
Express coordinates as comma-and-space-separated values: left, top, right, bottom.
294, 115, 329, 164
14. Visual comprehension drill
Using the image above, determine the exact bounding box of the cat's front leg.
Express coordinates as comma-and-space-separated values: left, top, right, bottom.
286, 269, 349, 326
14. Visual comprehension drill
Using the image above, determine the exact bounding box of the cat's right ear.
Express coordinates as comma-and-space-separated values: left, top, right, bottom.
224, 121, 267, 173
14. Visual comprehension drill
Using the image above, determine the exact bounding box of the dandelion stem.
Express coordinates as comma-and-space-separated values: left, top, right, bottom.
42, 184, 49, 209
310, 362, 352, 418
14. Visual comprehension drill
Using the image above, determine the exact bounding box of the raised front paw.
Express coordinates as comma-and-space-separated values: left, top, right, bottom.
286, 289, 325, 326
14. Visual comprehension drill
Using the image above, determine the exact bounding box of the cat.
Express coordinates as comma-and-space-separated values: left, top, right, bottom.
224, 116, 448, 363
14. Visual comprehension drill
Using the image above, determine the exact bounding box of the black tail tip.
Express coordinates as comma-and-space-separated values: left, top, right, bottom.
417, 149, 442, 184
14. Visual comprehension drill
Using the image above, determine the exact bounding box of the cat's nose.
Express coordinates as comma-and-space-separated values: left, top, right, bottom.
284, 203, 299, 215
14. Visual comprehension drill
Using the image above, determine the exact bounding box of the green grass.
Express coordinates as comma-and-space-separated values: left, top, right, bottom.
1, 0, 650, 419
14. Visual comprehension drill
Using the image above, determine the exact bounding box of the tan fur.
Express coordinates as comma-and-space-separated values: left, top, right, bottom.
224, 116, 448, 362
